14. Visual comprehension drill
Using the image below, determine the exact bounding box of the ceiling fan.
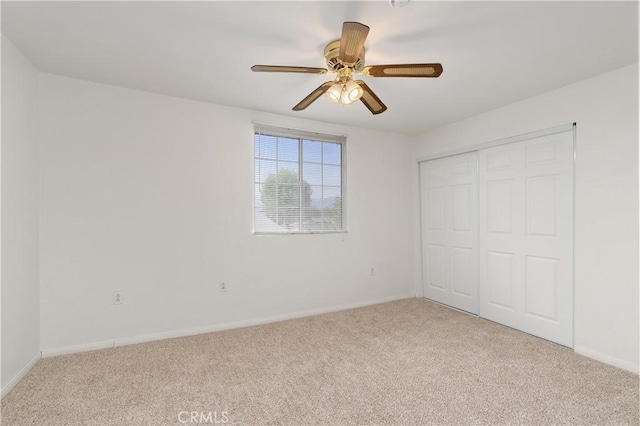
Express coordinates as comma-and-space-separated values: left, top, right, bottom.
251, 22, 443, 115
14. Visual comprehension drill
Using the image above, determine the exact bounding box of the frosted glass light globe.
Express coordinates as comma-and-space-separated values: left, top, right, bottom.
325, 83, 342, 103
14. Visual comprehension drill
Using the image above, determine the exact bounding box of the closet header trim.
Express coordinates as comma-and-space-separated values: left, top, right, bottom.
417, 122, 575, 163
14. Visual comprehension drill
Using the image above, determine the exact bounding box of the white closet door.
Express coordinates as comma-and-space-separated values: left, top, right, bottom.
478, 130, 574, 347
420, 152, 478, 314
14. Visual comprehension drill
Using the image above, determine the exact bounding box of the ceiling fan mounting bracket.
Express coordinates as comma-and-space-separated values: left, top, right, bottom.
324, 40, 365, 73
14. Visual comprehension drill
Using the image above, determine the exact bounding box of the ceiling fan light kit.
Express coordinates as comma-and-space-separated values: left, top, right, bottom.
326, 79, 363, 106
251, 21, 442, 115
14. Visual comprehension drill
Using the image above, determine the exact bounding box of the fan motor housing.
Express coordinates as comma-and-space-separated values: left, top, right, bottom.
324, 40, 365, 72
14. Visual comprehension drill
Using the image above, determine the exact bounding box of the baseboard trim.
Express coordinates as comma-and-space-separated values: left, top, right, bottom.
42, 340, 115, 358
1, 351, 42, 399
42, 294, 414, 357
574, 346, 639, 374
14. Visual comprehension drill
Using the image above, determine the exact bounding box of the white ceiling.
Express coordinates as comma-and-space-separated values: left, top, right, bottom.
2, 1, 638, 135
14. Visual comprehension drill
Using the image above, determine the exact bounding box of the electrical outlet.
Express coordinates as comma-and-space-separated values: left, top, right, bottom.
219, 282, 227, 292
370, 268, 375, 276
113, 291, 123, 305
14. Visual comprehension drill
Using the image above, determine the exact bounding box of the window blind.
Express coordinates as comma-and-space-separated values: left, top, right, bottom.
254, 124, 346, 234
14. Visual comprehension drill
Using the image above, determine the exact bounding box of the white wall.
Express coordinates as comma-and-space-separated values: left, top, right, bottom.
38, 73, 415, 353
1, 35, 41, 393
413, 64, 639, 373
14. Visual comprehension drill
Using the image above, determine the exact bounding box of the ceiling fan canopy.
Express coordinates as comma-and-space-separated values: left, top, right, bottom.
251, 21, 443, 115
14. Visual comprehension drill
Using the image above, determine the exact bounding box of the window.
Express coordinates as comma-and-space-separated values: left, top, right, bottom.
254, 124, 346, 234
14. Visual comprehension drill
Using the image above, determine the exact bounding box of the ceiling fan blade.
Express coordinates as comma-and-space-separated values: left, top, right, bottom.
339, 22, 370, 64
362, 63, 443, 78
355, 80, 387, 115
251, 65, 328, 74
292, 81, 334, 111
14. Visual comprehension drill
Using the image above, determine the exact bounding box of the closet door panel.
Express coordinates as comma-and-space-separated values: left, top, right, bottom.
479, 130, 574, 347
420, 152, 478, 314
421, 159, 448, 301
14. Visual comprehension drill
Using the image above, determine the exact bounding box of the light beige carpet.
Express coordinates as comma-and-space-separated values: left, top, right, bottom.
2, 299, 638, 425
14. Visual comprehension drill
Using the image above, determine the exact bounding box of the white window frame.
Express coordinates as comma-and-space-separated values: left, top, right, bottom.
253, 123, 347, 235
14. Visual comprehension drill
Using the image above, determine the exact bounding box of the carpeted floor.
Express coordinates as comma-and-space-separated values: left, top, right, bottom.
2, 299, 638, 425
